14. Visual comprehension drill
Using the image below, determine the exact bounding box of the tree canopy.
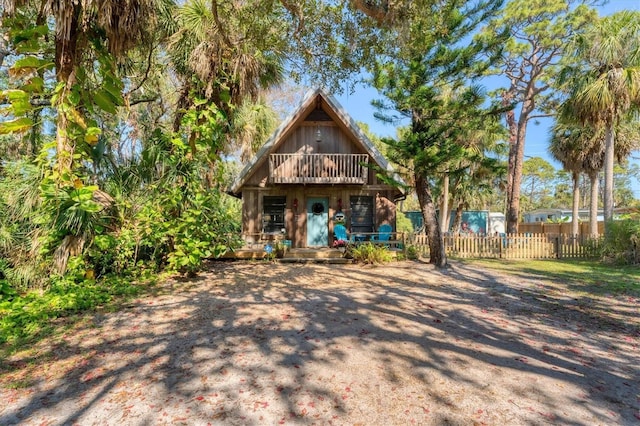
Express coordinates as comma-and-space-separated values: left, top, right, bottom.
0, 0, 639, 300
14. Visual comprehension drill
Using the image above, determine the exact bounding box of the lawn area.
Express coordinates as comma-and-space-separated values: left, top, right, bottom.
464, 259, 640, 297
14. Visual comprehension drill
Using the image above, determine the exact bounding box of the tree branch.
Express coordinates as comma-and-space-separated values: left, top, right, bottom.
129, 96, 160, 106
279, 0, 305, 39
125, 43, 156, 98
526, 113, 554, 121
351, 0, 389, 24
211, 1, 234, 49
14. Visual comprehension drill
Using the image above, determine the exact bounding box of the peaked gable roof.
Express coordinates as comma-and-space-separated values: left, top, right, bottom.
229, 87, 403, 196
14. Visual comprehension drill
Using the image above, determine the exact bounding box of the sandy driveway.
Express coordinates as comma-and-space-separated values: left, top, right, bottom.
1, 261, 639, 425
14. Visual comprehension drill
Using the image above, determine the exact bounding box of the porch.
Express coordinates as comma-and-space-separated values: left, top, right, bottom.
269, 153, 369, 184
222, 247, 353, 263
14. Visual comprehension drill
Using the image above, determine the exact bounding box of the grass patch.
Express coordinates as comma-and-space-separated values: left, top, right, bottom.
0, 272, 158, 353
4, 378, 34, 389
461, 259, 640, 296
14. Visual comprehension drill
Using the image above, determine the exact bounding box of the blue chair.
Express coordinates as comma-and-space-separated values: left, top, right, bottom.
334, 224, 348, 244
375, 224, 392, 242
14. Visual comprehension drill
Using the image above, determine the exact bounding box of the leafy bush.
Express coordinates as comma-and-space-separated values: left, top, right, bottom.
0, 98, 246, 347
350, 243, 393, 264
0, 276, 17, 301
0, 271, 147, 345
406, 244, 420, 260
165, 189, 242, 274
598, 217, 640, 265
0, 161, 52, 292
396, 211, 414, 233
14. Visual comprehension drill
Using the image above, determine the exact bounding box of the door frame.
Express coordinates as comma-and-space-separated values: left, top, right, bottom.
306, 197, 329, 247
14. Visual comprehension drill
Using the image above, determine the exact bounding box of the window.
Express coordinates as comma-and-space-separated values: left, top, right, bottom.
350, 195, 374, 233
262, 196, 286, 233
311, 202, 325, 214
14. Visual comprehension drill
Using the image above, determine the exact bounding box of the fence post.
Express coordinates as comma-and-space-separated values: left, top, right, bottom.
402, 232, 407, 257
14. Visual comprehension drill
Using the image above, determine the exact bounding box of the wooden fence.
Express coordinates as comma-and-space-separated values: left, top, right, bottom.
518, 222, 604, 237
410, 233, 599, 260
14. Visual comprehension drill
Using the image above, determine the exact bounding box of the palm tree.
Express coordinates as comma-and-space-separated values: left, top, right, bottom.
168, 0, 284, 140
3, 0, 161, 272
563, 11, 640, 232
549, 122, 600, 237
550, 118, 639, 237
229, 96, 280, 162
3, 0, 159, 174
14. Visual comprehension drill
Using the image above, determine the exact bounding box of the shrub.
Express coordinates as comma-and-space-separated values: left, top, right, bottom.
0, 271, 147, 345
599, 217, 640, 265
350, 243, 393, 264
406, 244, 419, 260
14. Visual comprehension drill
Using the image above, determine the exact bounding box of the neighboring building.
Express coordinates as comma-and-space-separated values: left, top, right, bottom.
404, 210, 505, 235
488, 212, 506, 234
229, 88, 404, 248
522, 209, 604, 223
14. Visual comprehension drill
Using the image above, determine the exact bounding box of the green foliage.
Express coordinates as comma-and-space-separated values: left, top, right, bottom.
405, 245, 420, 260
520, 156, 558, 211
369, 1, 504, 268
0, 271, 148, 345
165, 189, 242, 274
597, 217, 640, 265
41, 181, 104, 236
396, 211, 413, 234
560, 11, 640, 225
0, 161, 50, 291
349, 243, 393, 265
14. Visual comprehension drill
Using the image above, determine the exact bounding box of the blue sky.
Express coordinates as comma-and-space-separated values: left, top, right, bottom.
335, 0, 640, 198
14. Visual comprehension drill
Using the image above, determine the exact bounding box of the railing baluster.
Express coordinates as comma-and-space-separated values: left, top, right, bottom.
269, 153, 369, 184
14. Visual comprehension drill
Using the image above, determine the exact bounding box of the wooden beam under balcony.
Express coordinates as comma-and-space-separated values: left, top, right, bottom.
269, 153, 369, 184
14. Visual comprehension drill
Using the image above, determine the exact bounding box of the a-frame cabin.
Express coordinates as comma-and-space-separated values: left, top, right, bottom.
229, 88, 404, 248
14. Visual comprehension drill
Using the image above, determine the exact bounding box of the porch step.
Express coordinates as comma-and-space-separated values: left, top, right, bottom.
278, 257, 351, 264
222, 249, 268, 260
221, 248, 349, 262
284, 248, 345, 259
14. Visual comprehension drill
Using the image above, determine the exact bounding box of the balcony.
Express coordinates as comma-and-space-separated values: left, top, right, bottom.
269, 153, 369, 184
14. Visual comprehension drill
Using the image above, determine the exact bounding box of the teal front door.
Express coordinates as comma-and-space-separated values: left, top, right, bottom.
307, 197, 329, 247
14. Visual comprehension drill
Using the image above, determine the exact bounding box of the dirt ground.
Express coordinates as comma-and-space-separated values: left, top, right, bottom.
0, 260, 639, 425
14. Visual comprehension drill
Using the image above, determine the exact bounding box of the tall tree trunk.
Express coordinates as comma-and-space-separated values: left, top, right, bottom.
452, 202, 464, 234
416, 173, 447, 267
571, 171, 579, 237
440, 173, 449, 233
54, 6, 81, 176
0, 32, 9, 69
173, 83, 193, 133
506, 116, 528, 234
589, 171, 599, 238
505, 88, 535, 234
603, 125, 615, 229
503, 90, 518, 233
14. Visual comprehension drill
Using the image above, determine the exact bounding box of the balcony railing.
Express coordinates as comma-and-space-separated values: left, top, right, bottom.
269, 153, 369, 184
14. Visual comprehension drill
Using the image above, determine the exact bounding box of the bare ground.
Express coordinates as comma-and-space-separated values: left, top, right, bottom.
0, 260, 639, 425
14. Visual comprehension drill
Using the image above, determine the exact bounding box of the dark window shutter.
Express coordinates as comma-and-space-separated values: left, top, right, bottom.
350, 196, 374, 232
263, 196, 286, 233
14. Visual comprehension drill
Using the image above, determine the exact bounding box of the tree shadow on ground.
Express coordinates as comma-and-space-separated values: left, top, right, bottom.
0, 260, 638, 425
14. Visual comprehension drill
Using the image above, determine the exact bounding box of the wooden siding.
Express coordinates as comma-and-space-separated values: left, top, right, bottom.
240, 187, 397, 248
246, 124, 385, 186
269, 153, 369, 184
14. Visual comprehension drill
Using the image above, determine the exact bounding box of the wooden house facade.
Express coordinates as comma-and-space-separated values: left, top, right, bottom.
229, 88, 404, 248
